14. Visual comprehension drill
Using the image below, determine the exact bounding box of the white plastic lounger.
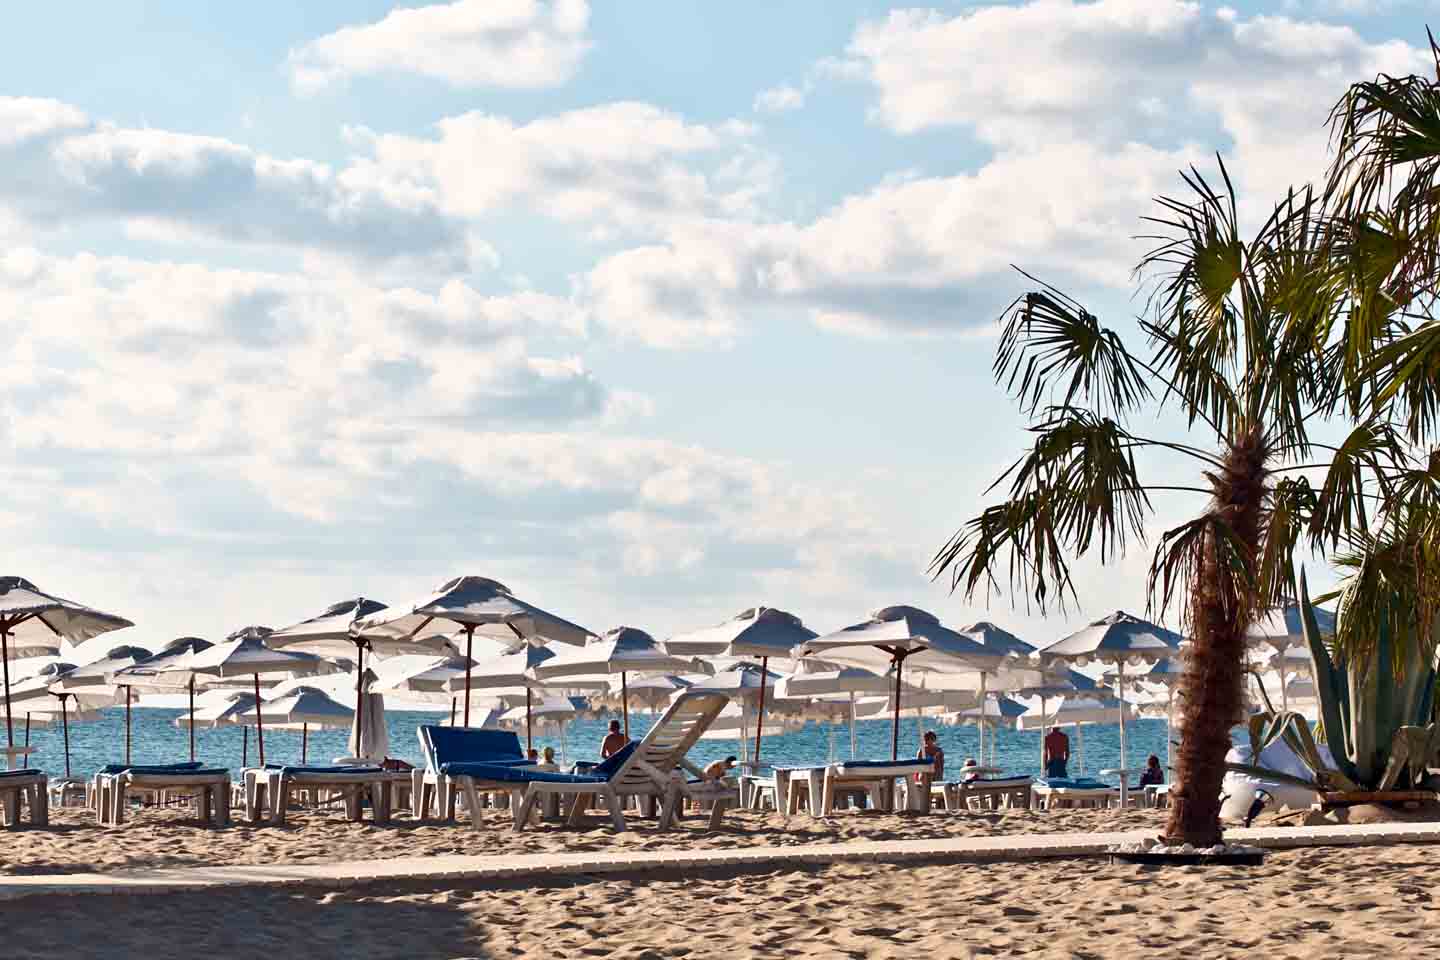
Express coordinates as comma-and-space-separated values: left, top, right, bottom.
0, 769, 48, 827
945, 775, 1034, 811
1030, 778, 1117, 810
822, 759, 935, 814
503, 691, 732, 833
245, 765, 400, 825
100, 767, 230, 827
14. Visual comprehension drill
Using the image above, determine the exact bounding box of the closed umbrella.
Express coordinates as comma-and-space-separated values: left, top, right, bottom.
666, 606, 816, 767
0, 576, 132, 762
1034, 611, 1182, 804
112, 637, 214, 761
183, 627, 330, 765
532, 627, 693, 737
799, 606, 1001, 760
348, 672, 388, 762
358, 576, 592, 727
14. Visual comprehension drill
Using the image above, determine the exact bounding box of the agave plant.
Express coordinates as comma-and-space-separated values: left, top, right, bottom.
1240, 564, 1440, 794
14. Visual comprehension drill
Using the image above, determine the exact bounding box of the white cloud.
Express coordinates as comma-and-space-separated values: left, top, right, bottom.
351, 102, 770, 234
0, 97, 473, 270
754, 83, 807, 113
289, 0, 591, 94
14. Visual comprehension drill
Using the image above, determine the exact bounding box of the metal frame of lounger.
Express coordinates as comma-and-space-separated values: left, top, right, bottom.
0, 771, 48, 827
101, 770, 230, 827
507, 691, 732, 833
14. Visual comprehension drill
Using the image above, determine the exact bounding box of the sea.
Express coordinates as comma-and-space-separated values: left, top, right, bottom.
9, 705, 1174, 782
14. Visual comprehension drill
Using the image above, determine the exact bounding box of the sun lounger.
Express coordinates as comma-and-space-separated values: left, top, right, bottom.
415, 725, 535, 821
938, 775, 1034, 811
248, 765, 399, 825
91, 761, 203, 816
491, 691, 731, 833
0, 768, 48, 827
99, 766, 230, 826
1030, 776, 1117, 810
822, 759, 935, 814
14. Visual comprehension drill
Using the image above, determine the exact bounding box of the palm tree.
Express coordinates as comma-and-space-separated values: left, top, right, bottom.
927, 142, 1435, 843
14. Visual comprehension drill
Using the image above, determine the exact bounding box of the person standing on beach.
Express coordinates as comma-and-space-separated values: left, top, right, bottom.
600, 719, 628, 758
1043, 726, 1070, 778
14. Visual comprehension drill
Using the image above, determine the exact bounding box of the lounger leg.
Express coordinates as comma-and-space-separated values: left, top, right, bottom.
566, 792, 592, 827
513, 787, 539, 833
604, 788, 627, 832
821, 771, 835, 816
460, 778, 484, 830
33, 781, 47, 826
112, 780, 126, 825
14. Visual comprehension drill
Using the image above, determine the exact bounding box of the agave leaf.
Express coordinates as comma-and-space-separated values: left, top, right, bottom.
1376, 724, 1439, 791
1300, 569, 1361, 784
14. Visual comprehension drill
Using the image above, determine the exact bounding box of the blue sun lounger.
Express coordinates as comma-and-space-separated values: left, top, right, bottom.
416, 725, 535, 821
439, 692, 734, 832
0, 768, 47, 827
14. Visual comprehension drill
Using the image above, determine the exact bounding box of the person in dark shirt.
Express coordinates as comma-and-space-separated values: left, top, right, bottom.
1043, 726, 1070, 778
1138, 754, 1164, 787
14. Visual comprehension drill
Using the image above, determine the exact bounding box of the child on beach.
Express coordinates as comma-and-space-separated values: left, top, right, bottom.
702, 756, 737, 781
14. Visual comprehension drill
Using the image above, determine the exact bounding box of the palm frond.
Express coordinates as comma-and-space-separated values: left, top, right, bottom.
993, 271, 1152, 418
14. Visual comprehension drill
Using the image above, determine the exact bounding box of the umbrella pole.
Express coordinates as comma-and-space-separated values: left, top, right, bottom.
622, 671, 629, 738
188, 677, 196, 762
125, 686, 132, 765
1077, 723, 1084, 773
449, 698, 456, 726
526, 686, 534, 754
753, 657, 768, 767
302, 722, 308, 764
354, 640, 366, 754
1116, 660, 1127, 807
254, 672, 265, 766
1, 626, 12, 749
850, 692, 857, 759
1166, 689, 1174, 780
1039, 695, 1048, 774
463, 625, 475, 727
243, 725, 249, 768
24, 713, 30, 749
61, 695, 71, 779
891, 653, 904, 762
978, 672, 987, 766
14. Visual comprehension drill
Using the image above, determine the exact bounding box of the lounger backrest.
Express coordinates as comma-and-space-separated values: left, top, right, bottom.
602, 691, 730, 791
420, 724, 524, 770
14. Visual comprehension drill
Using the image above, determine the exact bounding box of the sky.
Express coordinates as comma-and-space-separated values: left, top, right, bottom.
0, 0, 1432, 653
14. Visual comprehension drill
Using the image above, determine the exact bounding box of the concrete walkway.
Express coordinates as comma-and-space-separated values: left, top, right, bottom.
2, 820, 1437, 901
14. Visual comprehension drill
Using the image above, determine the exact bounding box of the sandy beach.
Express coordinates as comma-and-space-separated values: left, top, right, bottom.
2, 840, 1434, 959
1, 804, 1173, 875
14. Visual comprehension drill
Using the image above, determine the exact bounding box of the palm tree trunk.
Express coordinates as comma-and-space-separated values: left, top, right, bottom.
1165, 426, 1268, 846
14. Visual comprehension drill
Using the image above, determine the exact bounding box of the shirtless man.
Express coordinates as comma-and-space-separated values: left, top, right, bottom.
1043, 726, 1070, 778
600, 719, 628, 758
702, 756, 737, 780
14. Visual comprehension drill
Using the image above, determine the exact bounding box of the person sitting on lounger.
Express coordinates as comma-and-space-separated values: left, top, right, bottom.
1043, 726, 1070, 778
541, 746, 556, 765
1138, 754, 1164, 787
702, 756, 737, 781
600, 719, 628, 758
960, 757, 980, 783
915, 730, 945, 781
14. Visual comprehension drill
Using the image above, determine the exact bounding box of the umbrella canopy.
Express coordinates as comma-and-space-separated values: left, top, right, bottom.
244, 687, 354, 729
1018, 695, 1133, 729
358, 575, 593, 726
1035, 611, 1184, 667
943, 695, 1028, 728
1036, 611, 1182, 803
595, 674, 691, 712
183, 629, 330, 765
444, 644, 559, 751
532, 626, 694, 737
1245, 603, 1336, 651
686, 662, 776, 702
370, 654, 472, 708
111, 636, 216, 762
174, 691, 258, 728
7, 663, 109, 778
958, 621, 1035, 657
799, 605, 1001, 759
0, 576, 133, 752
664, 606, 818, 659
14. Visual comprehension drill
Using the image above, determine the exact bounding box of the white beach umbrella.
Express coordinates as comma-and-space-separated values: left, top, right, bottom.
112, 637, 215, 761
9, 664, 113, 778
1018, 695, 1135, 775
0, 577, 132, 755
1246, 603, 1334, 714
666, 606, 817, 766
183, 627, 331, 765
532, 626, 694, 737
943, 695, 1027, 731
241, 686, 355, 765
1105, 657, 1187, 777
1034, 610, 1182, 803
775, 660, 899, 760
175, 691, 258, 728
48, 643, 152, 765
443, 643, 560, 751
349, 677, 388, 763
498, 696, 585, 764
357, 575, 593, 727
594, 674, 691, 714
799, 606, 1002, 760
